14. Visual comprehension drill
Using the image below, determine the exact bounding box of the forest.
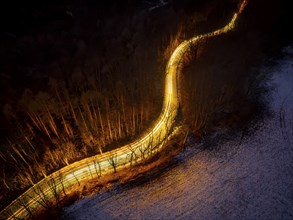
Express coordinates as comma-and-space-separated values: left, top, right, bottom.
0, 0, 285, 210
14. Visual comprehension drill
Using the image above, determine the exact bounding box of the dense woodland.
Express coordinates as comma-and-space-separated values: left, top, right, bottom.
0, 0, 216, 207
0, 0, 289, 209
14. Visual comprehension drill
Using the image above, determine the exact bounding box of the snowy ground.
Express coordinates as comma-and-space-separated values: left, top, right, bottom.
61, 47, 293, 220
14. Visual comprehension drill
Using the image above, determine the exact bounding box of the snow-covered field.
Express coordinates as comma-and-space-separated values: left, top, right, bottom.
61, 47, 293, 220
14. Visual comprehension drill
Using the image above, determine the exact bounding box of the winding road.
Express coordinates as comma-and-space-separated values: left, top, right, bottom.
0, 1, 247, 219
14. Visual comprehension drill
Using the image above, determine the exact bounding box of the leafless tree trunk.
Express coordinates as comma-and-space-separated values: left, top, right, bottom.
17, 196, 35, 219
71, 171, 80, 186
127, 145, 138, 166
47, 178, 60, 203
87, 162, 93, 179
108, 153, 118, 173
32, 185, 51, 209
58, 172, 67, 196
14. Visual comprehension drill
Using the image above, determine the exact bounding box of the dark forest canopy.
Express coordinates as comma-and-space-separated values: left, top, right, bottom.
0, 0, 292, 142
0, 0, 234, 35
0, 0, 292, 40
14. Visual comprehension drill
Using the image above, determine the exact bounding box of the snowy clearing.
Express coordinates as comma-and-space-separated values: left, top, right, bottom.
62, 47, 293, 220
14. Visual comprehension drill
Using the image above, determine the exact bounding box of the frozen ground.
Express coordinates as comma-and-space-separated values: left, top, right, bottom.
61, 47, 293, 220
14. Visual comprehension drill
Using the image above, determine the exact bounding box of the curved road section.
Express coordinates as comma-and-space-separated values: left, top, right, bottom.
0, 1, 246, 219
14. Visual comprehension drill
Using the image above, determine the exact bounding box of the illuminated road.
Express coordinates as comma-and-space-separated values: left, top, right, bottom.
0, 1, 247, 219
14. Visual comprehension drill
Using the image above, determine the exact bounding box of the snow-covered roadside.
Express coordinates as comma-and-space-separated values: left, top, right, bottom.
61, 47, 293, 220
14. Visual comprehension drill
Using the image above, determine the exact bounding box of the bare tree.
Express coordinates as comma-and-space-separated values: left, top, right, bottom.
93, 159, 102, 177
70, 171, 80, 186
108, 153, 118, 173
87, 162, 94, 179
47, 178, 60, 203
17, 196, 35, 219
58, 172, 67, 196
127, 144, 138, 166
31, 184, 51, 209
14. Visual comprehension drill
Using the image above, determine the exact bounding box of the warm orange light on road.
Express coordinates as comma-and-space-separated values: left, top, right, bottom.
0, 1, 247, 219
239, 0, 248, 14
